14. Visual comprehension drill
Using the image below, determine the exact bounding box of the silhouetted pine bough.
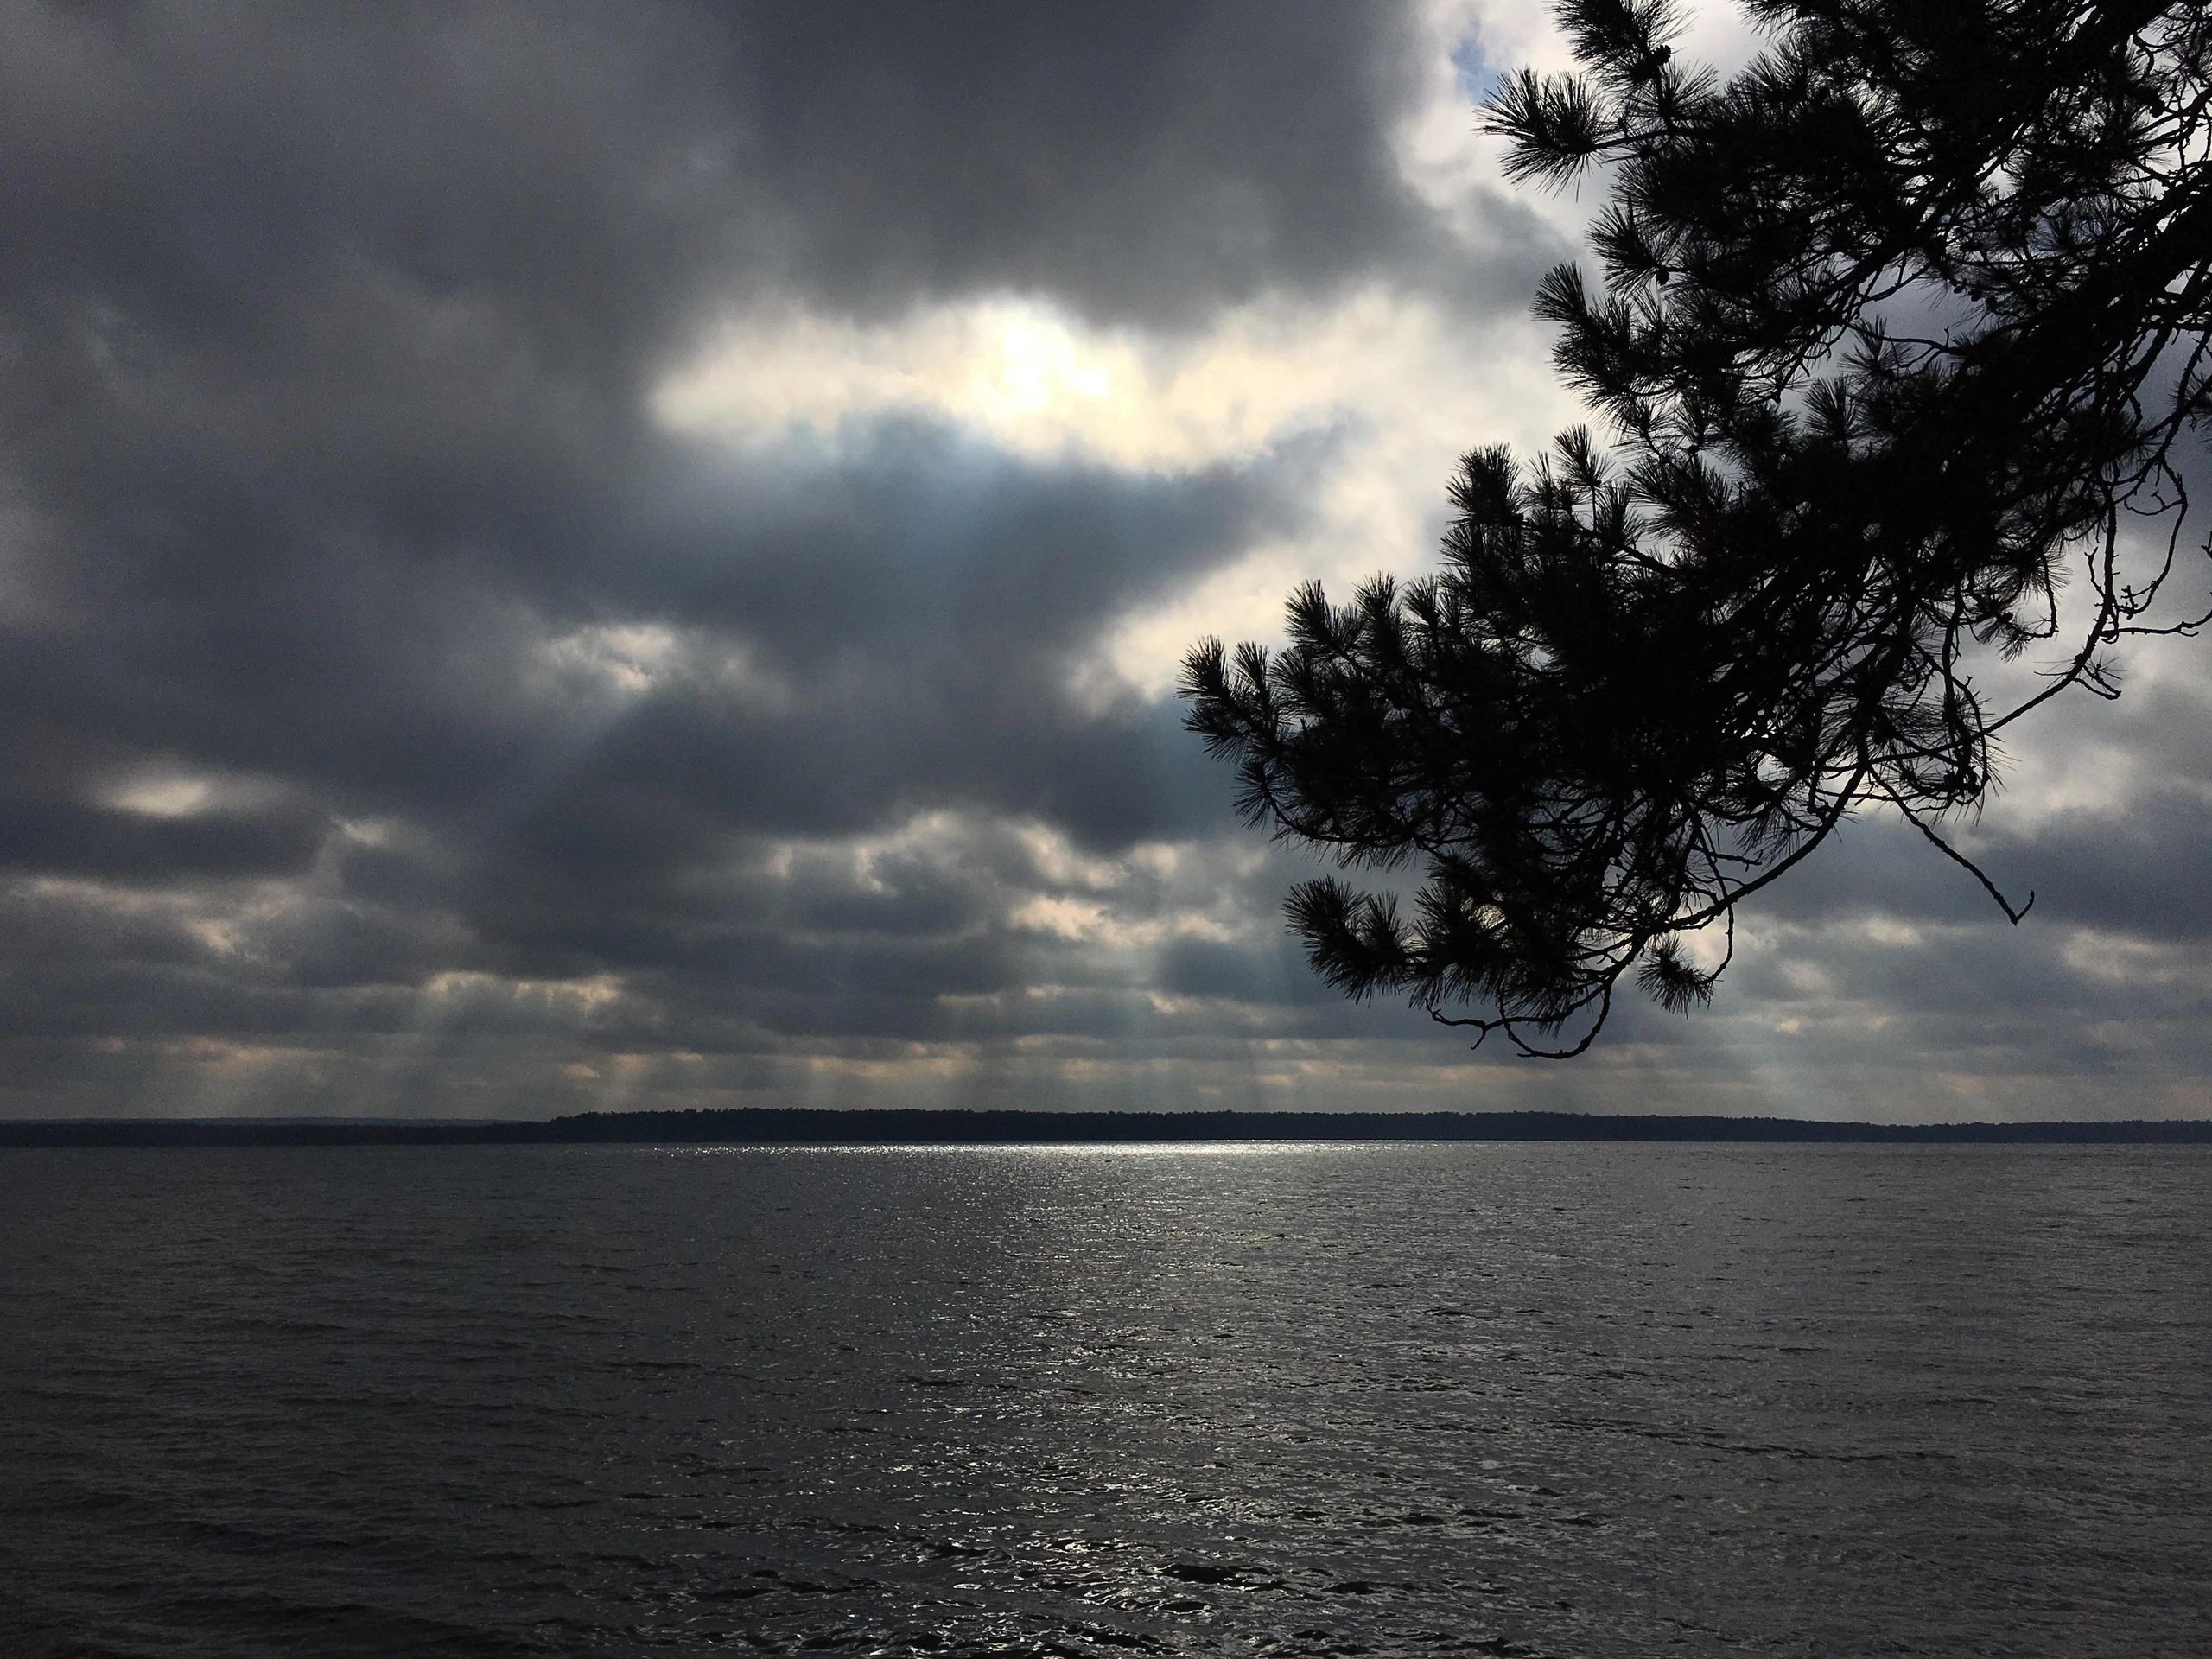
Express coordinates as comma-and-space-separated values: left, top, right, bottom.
1183, 0, 2212, 1056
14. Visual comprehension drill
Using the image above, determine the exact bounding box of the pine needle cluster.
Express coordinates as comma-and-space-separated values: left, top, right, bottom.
1184, 0, 2212, 1054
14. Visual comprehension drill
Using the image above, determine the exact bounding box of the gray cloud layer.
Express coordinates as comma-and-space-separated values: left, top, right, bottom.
3, 2, 2206, 1121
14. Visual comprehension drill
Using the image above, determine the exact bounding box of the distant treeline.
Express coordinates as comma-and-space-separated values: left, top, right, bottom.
3, 1108, 2209, 1148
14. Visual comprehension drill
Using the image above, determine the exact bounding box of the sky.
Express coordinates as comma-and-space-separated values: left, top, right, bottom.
4, 0, 2209, 1124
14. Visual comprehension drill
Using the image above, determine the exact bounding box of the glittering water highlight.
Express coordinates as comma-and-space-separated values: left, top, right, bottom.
3, 1141, 2207, 1656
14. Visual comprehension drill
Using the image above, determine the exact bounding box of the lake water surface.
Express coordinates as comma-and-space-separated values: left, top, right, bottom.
2, 1142, 2206, 1656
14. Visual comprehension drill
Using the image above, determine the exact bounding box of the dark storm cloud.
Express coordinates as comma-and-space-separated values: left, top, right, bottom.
728, 3, 1449, 322
0, 397, 1320, 1087
3, 409, 1313, 838
1, 0, 1420, 851
0, 797, 325, 883
2, 0, 1457, 346
1745, 665, 2212, 944
9, 0, 2199, 1121
1, 0, 1491, 1110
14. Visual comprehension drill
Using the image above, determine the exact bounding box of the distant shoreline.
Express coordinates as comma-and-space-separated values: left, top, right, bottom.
2, 1108, 2209, 1148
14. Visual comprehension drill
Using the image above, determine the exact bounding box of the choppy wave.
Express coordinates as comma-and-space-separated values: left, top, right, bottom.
3, 1141, 2208, 1656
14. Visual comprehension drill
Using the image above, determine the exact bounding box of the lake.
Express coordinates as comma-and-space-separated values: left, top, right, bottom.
2, 1142, 2206, 1656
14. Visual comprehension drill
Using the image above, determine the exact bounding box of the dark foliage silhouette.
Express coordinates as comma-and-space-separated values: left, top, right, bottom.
1184, 0, 2212, 1055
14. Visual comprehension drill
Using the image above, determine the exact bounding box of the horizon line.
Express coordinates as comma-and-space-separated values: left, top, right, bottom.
3, 1105, 2209, 1148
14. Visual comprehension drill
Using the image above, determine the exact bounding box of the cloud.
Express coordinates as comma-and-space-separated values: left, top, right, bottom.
2, 1, 1485, 344
1, 0, 2207, 1122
